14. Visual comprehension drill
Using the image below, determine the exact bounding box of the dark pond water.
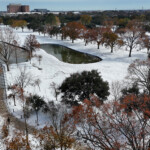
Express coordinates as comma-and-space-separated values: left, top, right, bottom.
40, 44, 101, 64
9, 49, 29, 64
0, 42, 29, 64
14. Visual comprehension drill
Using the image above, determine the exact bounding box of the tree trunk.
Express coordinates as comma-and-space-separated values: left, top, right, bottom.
38, 84, 40, 91
22, 93, 29, 146
97, 44, 100, 49
24, 114, 29, 146
72, 39, 74, 43
15, 49, 18, 64
129, 47, 132, 57
61, 35, 64, 41
97, 41, 100, 49
6, 62, 9, 71
13, 95, 16, 106
85, 40, 88, 46
147, 48, 149, 54
148, 69, 150, 95
55, 89, 58, 101
28, 51, 32, 64
111, 46, 113, 53
36, 111, 39, 126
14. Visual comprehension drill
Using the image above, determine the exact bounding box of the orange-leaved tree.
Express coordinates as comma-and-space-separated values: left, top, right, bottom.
36, 104, 76, 150
103, 31, 123, 53
5, 132, 31, 150
24, 34, 40, 60
93, 27, 111, 49
12, 20, 27, 32
80, 15, 92, 25
83, 28, 97, 46
71, 94, 150, 150
65, 22, 86, 43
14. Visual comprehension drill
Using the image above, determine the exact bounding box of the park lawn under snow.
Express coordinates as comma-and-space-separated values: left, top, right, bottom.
4, 26, 148, 128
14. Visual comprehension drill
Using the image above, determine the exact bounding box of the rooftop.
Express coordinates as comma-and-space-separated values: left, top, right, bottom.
8, 3, 22, 6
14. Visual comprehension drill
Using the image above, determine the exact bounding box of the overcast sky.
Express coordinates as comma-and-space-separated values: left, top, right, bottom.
0, 0, 150, 11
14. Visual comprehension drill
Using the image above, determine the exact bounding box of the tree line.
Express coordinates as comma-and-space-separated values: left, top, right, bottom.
0, 13, 150, 59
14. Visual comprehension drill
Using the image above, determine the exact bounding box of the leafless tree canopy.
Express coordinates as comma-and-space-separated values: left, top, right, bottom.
111, 81, 122, 101
15, 67, 34, 89
127, 59, 150, 94
0, 27, 19, 71
120, 20, 144, 57
24, 34, 40, 59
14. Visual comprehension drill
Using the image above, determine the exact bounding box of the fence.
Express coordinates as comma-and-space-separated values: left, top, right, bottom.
0, 63, 11, 114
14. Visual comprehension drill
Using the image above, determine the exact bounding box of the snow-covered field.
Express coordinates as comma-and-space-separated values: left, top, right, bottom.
0, 25, 148, 149
3, 26, 147, 128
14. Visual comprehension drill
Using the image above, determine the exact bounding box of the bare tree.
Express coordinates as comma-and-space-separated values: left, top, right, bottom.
0, 27, 19, 71
120, 20, 144, 57
129, 58, 150, 87
8, 84, 18, 106
12, 40, 19, 64
15, 67, 34, 90
37, 55, 42, 65
34, 79, 41, 91
24, 34, 40, 61
111, 81, 122, 101
127, 59, 150, 95
13, 67, 34, 145
50, 82, 60, 101
141, 35, 150, 54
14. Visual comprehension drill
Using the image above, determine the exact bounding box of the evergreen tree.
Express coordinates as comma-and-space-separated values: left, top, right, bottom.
59, 70, 109, 105
28, 95, 45, 125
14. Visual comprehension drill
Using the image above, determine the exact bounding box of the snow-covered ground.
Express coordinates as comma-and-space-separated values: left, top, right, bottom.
3, 26, 147, 128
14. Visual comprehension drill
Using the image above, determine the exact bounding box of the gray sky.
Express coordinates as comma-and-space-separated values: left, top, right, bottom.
0, 0, 150, 11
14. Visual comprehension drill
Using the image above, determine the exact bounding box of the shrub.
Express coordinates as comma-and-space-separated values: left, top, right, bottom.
27, 94, 46, 125
59, 70, 109, 105
121, 83, 140, 96
2, 124, 9, 138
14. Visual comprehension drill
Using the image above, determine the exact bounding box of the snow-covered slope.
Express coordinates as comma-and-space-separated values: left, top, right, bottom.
4, 26, 147, 128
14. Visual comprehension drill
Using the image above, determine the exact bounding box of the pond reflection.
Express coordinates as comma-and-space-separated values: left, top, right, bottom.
40, 44, 101, 64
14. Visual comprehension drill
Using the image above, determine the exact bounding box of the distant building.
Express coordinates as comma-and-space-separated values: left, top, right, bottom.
7, 4, 30, 13
32, 9, 50, 13
21, 5, 30, 12
7, 4, 21, 13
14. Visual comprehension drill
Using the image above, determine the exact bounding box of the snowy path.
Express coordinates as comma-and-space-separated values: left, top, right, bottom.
0, 64, 37, 134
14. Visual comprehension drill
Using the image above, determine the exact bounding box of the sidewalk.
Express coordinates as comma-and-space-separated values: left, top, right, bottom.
0, 64, 36, 134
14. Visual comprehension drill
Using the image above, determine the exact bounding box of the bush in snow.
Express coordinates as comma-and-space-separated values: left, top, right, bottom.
27, 94, 46, 126
59, 70, 109, 105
